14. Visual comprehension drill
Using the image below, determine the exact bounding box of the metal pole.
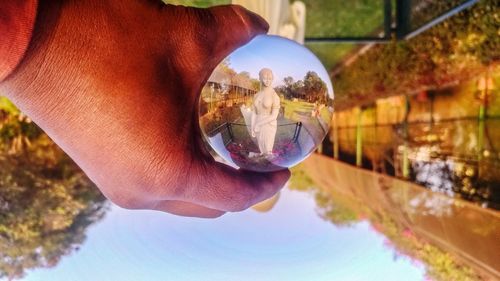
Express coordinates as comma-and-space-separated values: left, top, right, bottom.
404, 0, 479, 40
383, 0, 392, 38
294, 122, 302, 143
227, 123, 234, 142
396, 0, 412, 40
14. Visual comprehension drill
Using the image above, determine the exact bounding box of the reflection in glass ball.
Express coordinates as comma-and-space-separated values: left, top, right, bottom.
199, 35, 334, 172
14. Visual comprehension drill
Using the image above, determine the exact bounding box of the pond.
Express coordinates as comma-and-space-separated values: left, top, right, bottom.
19, 188, 426, 281
327, 77, 500, 210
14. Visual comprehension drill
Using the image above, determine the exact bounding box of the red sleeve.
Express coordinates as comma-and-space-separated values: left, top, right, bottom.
0, 0, 38, 82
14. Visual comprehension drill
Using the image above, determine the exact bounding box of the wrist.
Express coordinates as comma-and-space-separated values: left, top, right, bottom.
0, 0, 38, 82
1, 0, 64, 99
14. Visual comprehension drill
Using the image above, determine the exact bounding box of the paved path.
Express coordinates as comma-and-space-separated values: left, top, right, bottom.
292, 111, 327, 145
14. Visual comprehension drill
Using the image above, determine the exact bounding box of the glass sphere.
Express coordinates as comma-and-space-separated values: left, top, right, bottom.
199, 35, 334, 172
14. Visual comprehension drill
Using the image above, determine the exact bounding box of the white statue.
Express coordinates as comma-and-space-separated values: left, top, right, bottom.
232, 0, 306, 44
251, 68, 281, 157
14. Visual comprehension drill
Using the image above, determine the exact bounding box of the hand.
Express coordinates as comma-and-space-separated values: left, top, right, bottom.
0, 0, 290, 218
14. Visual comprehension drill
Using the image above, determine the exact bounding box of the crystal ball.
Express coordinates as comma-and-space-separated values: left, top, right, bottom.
199, 35, 334, 172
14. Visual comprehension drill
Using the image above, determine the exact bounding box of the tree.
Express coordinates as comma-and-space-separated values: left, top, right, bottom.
333, 0, 499, 110
218, 58, 236, 77
303, 71, 327, 103
238, 71, 251, 79
289, 79, 303, 100
283, 76, 294, 87
0, 101, 108, 280
280, 76, 294, 99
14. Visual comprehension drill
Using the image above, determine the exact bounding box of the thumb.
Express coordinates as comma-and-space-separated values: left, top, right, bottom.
186, 160, 290, 212
160, 4, 268, 87
205, 4, 269, 70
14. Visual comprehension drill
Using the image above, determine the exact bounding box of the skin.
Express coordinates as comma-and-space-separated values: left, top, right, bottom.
0, 0, 290, 218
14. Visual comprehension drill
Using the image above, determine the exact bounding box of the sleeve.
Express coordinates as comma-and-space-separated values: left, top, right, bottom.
0, 0, 38, 82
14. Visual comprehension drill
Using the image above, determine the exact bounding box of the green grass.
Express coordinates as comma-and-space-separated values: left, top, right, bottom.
166, 0, 383, 37
281, 99, 315, 120
165, 0, 384, 70
302, 0, 385, 70
302, 0, 384, 38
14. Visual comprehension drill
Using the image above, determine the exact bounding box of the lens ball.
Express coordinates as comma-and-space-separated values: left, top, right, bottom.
199, 35, 334, 172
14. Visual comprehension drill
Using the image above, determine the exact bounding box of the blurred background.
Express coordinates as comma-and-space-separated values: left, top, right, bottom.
0, 0, 498, 280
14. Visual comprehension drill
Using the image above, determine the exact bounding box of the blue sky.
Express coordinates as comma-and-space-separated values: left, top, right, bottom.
228, 35, 334, 98
22, 187, 426, 281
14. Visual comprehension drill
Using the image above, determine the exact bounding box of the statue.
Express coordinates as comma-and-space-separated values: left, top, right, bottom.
232, 0, 306, 44
251, 68, 281, 157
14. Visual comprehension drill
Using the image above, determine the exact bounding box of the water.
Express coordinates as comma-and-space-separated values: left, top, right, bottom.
2, 156, 498, 281
328, 80, 500, 210
18, 182, 427, 281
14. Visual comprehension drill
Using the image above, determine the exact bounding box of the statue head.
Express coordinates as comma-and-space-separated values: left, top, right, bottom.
259, 68, 274, 88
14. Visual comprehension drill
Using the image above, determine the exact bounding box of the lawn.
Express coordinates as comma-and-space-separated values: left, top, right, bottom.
165, 0, 385, 70
281, 99, 315, 120
303, 0, 385, 69
303, 0, 384, 38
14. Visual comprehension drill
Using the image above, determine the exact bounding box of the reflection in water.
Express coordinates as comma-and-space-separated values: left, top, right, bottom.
299, 155, 500, 281
332, 76, 500, 209
0, 101, 108, 280
1, 93, 498, 280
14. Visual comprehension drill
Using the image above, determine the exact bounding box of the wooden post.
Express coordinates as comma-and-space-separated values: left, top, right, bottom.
333, 113, 339, 159
478, 104, 485, 161
477, 74, 489, 161
356, 108, 363, 167
402, 95, 410, 179
477, 70, 493, 174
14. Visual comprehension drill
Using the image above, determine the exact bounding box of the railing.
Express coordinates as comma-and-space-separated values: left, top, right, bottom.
208, 121, 304, 146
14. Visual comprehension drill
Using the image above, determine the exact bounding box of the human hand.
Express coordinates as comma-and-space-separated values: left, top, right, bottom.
0, 0, 290, 218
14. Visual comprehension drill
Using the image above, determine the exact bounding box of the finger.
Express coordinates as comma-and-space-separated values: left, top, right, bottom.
101, 187, 226, 218
152, 200, 226, 218
180, 161, 290, 213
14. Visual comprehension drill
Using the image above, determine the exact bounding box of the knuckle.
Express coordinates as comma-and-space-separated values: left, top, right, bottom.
223, 190, 256, 212
106, 192, 142, 209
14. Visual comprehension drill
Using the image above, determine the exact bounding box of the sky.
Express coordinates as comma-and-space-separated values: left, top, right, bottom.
22, 186, 426, 281
227, 35, 335, 98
